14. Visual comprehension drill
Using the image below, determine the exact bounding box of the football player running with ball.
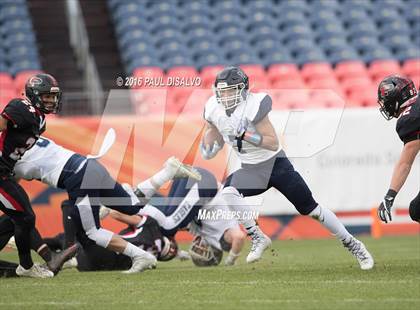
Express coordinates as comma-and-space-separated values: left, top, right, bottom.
376, 76, 420, 223
201, 66, 374, 270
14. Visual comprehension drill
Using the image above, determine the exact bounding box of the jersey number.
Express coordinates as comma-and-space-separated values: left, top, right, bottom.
402, 106, 412, 116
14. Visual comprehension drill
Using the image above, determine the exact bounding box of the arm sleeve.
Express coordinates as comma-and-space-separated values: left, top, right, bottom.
252, 95, 272, 123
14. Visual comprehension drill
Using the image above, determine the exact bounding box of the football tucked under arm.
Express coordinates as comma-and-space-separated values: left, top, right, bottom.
200, 122, 224, 160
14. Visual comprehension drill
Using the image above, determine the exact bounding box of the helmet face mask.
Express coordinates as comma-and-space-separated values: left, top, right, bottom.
25, 74, 62, 114
377, 75, 418, 120
189, 236, 222, 267
215, 82, 247, 110
158, 236, 178, 262
214, 66, 249, 111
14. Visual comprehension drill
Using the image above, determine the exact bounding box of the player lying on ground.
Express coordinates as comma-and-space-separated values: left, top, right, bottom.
6, 202, 179, 272
376, 76, 420, 223
0, 74, 78, 278
201, 66, 374, 270
13, 136, 200, 273
15, 166, 243, 269
109, 167, 246, 266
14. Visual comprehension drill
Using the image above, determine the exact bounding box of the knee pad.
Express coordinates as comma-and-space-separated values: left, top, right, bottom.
409, 200, 420, 222
85, 227, 113, 248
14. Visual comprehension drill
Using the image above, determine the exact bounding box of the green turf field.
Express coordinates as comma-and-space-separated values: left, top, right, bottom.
0, 235, 419, 310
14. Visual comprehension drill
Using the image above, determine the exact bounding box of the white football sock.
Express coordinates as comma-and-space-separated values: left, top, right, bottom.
137, 179, 156, 199
309, 205, 352, 242
123, 242, 149, 258
137, 167, 174, 198
222, 186, 258, 234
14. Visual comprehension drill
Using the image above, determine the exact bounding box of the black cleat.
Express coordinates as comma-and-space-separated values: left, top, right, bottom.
47, 243, 80, 275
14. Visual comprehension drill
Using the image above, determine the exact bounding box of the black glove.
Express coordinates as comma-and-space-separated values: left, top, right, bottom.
378, 189, 397, 223
235, 133, 245, 152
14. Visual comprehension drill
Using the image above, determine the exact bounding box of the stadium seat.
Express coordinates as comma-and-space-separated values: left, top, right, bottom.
335, 61, 369, 81
368, 60, 401, 81
267, 64, 300, 85
273, 90, 311, 109
271, 77, 306, 90
340, 76, 375, 99
307, 77, 343, 97
276, 0, 309, 15
14, 70, 42, 93
166, 66, 198, 79
378, 20, 411, 37
318, 37, 349, 54
261, 50, 293, 67
227, 51, 260, 66
123, 42, 156, 63
309, 89, 346, 108
239, 65, 265, 80
128, 56, 162, 73
348, 89, 378, 107
283, 25, 314, 43
195, 52, 226, 70
382, 35, 413, 51
361, 48, 394, 64
118, 29, 152, 50
0, 72, 14, 90
347, 23, 378, 39
301, 62, 334, 82
162, 55, 194, 71
294, 49, 327, 66
113, 3, 146, 22
394, 47, 419, 62
200, 65, 224, 89
310, 10, 338, 28
132, 67, 164, 89
0, 88, 16, 107
402, 59, 420, 76
287, 39, 317, 56
3, 33, 36, 49
9, 60, 41, 76
372, 8, 400, 26
350, 36, 382, 54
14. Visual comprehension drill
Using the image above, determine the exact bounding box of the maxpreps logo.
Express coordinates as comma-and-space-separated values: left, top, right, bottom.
197, 209, 259, 221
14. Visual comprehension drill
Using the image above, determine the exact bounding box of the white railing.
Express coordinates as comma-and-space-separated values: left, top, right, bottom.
65, 0, 104, 115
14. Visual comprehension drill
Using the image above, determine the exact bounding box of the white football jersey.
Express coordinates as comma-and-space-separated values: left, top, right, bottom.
189, 194, 239, 251
204, 92, 280, 164
14, 137, 75, 187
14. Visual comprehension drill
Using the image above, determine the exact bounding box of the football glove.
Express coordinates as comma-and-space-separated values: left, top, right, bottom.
200, 141, 222, 160
378, 190, 397, 223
